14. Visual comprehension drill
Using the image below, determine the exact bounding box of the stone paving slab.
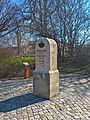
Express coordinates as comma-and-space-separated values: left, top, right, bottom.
0, 74, 90, 120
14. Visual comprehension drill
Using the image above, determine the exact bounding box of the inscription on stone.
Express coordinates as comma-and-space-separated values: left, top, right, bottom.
35, 40, 49, 71
36, 49, 47, 69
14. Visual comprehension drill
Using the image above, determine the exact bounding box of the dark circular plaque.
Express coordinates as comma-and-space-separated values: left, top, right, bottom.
38, 41, 44, 48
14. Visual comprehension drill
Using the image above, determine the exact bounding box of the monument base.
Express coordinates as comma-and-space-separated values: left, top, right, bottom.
33, 70, 59, 99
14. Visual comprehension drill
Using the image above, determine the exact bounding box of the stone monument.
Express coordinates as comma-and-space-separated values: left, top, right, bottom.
33, 38, 59, 99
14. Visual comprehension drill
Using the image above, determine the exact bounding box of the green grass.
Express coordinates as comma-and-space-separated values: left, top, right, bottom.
0, 55, 35, 78
59, 66, 90, 74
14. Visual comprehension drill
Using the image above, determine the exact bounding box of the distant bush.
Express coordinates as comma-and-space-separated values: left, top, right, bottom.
0, 55, 35, 79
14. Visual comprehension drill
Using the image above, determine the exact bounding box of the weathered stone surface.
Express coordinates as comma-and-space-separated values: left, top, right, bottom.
35, 38, 57, 71
33, 70, 59, 99
33, 38, 59, 99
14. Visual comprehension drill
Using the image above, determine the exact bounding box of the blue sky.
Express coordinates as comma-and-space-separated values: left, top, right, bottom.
11, 0, 23, 4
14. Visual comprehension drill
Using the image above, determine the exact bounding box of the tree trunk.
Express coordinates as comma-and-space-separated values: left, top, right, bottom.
16, 31, 21, 55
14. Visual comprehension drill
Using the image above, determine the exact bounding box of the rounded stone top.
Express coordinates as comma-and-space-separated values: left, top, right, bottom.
46, 38, 57, 46
36, 38, 57, 49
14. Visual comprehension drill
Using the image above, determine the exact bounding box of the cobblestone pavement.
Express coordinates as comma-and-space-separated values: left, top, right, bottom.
0, 74, 90, 120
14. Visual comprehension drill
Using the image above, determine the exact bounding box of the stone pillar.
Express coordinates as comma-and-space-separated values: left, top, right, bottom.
33, 38, 59, 99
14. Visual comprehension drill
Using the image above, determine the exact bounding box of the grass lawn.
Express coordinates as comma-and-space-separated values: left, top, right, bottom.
59, 66, 90, 74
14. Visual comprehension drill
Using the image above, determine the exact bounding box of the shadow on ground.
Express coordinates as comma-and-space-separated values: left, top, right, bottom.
0, 93, 46, 113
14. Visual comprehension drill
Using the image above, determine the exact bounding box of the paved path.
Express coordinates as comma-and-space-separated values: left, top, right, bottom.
0, 74, 90, 120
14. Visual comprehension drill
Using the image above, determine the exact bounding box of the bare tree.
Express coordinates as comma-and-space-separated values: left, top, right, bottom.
20, 0, 57, 39
18, 0, 90, 66
0, 0, 22, 38
0, 33, 17, 47
56, 0, 90, 65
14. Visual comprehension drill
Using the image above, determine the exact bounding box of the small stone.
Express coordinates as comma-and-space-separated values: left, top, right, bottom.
73, 81, 79, 84
60, 99, 65, 102
0, 81, 2, 83
88, 78, 90, 81
79, 79, 88, 84
11, 118, 18, 120
74, 116, 80, 119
